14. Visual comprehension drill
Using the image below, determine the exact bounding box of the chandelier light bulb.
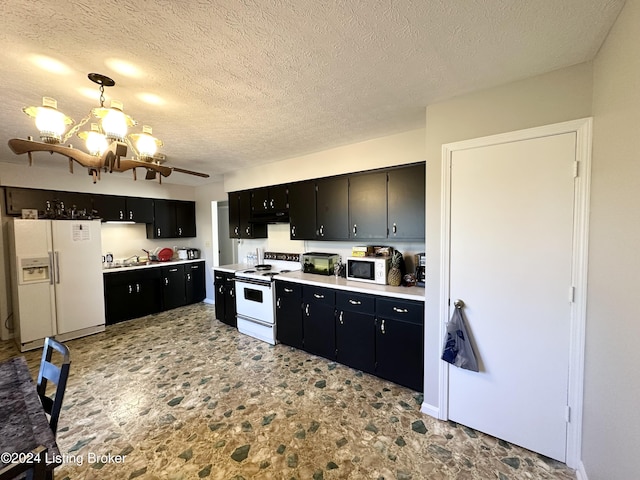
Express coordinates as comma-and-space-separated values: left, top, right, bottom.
23, 97, 74, 144
78, 123, 108, 156
129, 125, 163, 161
100, 100, 128, 141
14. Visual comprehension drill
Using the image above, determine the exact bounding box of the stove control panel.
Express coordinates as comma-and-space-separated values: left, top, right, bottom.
264, 252, 300, 262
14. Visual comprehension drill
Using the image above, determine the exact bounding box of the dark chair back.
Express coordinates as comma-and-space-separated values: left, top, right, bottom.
37, 337, 70, 435
0, 445, 47, 480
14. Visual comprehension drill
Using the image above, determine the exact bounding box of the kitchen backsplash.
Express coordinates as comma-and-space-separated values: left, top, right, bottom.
101, 223, 197, 262
236, 223, 425, 272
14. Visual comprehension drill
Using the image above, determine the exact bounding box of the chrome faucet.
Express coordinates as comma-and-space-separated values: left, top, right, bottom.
122, 255, 140, 265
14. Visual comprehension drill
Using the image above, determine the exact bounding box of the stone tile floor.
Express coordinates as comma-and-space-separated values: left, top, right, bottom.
0, 303, 576, 479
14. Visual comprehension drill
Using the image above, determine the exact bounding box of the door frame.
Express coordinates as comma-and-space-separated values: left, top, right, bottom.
438, 118, 592, 468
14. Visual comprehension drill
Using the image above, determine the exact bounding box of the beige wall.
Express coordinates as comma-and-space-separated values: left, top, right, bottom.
584, 0, 640, 478
423, 62, 594, 411
224, 128, 426, 192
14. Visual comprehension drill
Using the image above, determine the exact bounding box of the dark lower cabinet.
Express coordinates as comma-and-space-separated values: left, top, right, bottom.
275, 281, 303, 348
161, 264, 186, 310
105, 261, 206, 324
104, 268, 162, 324
214, 270, 237, 327
335, 291, 376, 374
185, 262, 206, 304
302, 286, 336, 360
375, 298, 424, 391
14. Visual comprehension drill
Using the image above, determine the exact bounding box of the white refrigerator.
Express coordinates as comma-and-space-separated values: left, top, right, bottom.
8, 219, 106, 351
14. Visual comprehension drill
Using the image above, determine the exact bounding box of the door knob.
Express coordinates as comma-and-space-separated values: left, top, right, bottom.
454, 299, 465, 309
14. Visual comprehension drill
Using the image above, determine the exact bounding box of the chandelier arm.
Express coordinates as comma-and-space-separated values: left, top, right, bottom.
62, 113, 92, 144
124, 136, 140, 160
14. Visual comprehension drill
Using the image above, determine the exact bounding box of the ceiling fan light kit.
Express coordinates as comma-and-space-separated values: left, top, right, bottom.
9, 73, 208, 183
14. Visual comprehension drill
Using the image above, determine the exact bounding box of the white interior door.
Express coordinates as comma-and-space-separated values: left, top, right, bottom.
446, 132, 577, 462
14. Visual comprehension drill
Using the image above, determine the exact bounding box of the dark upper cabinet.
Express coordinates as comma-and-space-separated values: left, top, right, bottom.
348, 171, 388, 239
175, 200, 196, 237
228, 191, 267, 239
288, 180, 316, 240
92, 195, 127, 221
147, 199, 196, 238
251, 185, 289, 221
126, 197, 154, 223
4, 187, 91, 217
149, 199, 176, 238
93, 195, 153, 223
316, 176, 349, 240
387, 163, 425, 240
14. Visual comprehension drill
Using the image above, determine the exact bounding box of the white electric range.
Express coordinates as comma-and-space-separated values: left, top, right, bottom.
234, 252, 301, 344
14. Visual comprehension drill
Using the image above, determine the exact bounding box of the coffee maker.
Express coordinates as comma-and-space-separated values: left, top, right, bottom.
414, 253, 426, 287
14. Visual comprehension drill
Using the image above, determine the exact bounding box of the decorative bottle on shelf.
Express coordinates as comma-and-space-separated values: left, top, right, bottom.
387, 251, 403, 286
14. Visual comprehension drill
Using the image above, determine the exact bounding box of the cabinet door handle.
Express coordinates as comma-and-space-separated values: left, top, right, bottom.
269, 199, 275, 209
178, 227, 183, 236
129, 210, 134, 220
392, 307, 409, 313
276, 298, 281, 308
319, 225, 324, 236
284, 287, 293, 293
313, 293, 324, 299
339, 311, 343, 324
218, 285, 224, 294
157, 227, 161, 237
245, 226, 251, 235
381, 319, 386, 334
136, 283, 140, 293
305, 304, 309, 316
186, 273, 191, 281
164, 277, 169, 286
348, 299, 361, 305
263, 199, 268, 209
119, 210, 125, 220
353, 224, 357, 235
230, 289, 234, 298
392, 223, 397, 235
234, 226, 239, 236
128, 284, 133, 294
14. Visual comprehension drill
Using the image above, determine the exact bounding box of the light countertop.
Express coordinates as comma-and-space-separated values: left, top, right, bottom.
103, 258, 204, 274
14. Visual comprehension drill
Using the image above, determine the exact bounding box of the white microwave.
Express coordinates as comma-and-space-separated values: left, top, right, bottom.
346, 256, 390, 285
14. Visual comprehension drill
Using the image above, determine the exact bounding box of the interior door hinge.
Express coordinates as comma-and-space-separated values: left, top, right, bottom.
569, 286, 575, 303
565, 405, 571, 423
573, 161, 579, 178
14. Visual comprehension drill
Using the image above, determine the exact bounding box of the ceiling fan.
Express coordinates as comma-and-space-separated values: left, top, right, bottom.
8, 72, 210, 183
8, 138, 210, 183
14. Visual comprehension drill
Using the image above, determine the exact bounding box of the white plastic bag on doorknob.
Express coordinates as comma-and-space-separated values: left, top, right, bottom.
441, 307, 479, 372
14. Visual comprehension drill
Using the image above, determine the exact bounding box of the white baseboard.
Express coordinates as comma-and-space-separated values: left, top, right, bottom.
575, 461, 588, 480
420, 402, 439, 419
203, 298, 214, 305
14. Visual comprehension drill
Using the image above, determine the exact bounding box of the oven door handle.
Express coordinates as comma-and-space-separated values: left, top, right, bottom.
236, 314, 274, 328
233, 277, 272, 288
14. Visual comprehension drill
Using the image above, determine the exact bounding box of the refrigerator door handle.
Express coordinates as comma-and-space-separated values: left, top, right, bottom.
48, 251, 55, 285
54, 251, 61, 284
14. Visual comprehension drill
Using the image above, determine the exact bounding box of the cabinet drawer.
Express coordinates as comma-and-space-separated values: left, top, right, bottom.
302, 286, 335, 305
376, 298, 423, 325
336, 291, 375, 314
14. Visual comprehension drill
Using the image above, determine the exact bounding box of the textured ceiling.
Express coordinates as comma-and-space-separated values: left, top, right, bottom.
0, 0, 625, 185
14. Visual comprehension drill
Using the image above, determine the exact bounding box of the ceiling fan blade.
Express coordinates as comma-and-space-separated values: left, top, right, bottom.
112, 159, 173, 177
170, 166, 210, 178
